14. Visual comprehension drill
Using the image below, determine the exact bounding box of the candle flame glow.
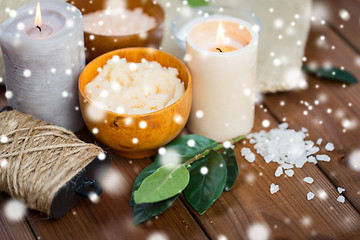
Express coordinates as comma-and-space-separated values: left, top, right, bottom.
34, 2, 42, 28
216, 21, 226, 47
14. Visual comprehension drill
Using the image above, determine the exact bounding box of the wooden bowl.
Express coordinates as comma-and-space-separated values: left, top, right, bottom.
79, 48, 192, 159
68, 0, 165, 63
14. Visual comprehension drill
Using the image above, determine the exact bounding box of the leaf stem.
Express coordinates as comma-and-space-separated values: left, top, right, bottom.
184, 135, 245, 166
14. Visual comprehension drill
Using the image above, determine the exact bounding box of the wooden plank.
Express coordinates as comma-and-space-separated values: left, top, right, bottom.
180, 107, 360, 239
314, 0, 360, 52
264, 24, 360, 213
0, 95, 208, 240
0, 197, 35, 240
23, 144, 209, 240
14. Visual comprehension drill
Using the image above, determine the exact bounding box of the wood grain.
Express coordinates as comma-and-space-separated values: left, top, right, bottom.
0, 0, 360, 239
314, 0, 360, 53
180, 107, 360, 240
263, 24, 360, 212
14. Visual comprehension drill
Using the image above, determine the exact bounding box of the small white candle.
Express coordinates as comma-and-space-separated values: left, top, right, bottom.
186, 17, 258, 141
0, 1, 85, 132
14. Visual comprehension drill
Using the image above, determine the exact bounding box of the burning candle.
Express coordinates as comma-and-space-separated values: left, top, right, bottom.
186, 17, 258, 142
0, 1, 85, 132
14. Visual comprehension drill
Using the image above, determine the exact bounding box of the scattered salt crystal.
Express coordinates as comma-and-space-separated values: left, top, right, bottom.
337, 195, 345, 203
278, 123, 288, 129
337, 187, 345, 194
285, 169, 294, 177
303, 177, 314, 184
325, 143, 334, 151
275, 167, 283, 177
270, 183, 279, 194
245, 152, 256, 163
295, 157, 307, 168
281, 163, 293, 169
316, 154, 331, 162
241, 147, 251, 156
307, 192, 315, 200
308, 146, 320, 155
246, 125, 332, 197
307, 156, 317, 164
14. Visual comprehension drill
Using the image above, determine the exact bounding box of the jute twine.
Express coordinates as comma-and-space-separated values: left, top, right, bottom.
0, 110, 103, 216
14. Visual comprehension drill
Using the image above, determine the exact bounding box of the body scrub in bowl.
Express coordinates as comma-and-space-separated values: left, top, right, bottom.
79, 48, 192, 159
85, 57, 185, 115
68, 0, 165, 62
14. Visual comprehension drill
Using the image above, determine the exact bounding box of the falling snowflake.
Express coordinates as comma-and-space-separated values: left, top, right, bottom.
200, 167, 208, 175
348, 149, 360, 171
147, 232, 168, 240
89, 192, 100, 203
247, 222, 270, 240
4, 199, 26, 222
187, 139, 195, 147
23, 69, 31, 78
139, 121, 147, 129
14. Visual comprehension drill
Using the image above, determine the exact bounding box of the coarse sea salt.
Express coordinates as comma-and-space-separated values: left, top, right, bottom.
316, 154, 331, 162
303, 177, 314, 184
337, 187, 345, 194
325, 142, 335, 151
275, 167, 283, 177
337, 195, 345, 203
270, 183, 279, 194
307, 192, 315, 200
243, 123, 334, 200
285, 169, 294, 177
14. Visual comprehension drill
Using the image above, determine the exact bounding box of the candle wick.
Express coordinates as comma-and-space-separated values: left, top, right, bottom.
36, 25, 42, 32
216, 48, 223, 53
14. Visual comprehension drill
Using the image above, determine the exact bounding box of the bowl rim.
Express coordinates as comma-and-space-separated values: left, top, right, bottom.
81, 1, 165, 38
79, 47, 192, 118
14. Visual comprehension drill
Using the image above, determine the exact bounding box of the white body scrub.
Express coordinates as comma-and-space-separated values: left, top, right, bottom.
85, 57, 185, 115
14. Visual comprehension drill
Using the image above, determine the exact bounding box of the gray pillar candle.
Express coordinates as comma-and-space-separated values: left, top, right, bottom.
0, 1, 85, 132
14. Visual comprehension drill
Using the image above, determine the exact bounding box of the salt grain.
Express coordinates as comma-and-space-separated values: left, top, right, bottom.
241, 147, 251, 156
316, 154, 331, 162
270, 183, 279, 194
337, 187, 345, 194
325, 143, 334, 151
285, 169, 294, 177
316, 138, 322, 145
303, 177, 314, 184
307, 192, 315, 200
337, 195, 345, 203
245, 152, 256, 163
275, 167, 283, 177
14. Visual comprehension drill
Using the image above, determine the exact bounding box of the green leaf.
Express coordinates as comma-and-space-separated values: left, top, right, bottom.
186, 0, 209, 7
130, 162, 162, 206
134, 164, 190, 204
184, 150, 226, 215
221, 148, 238, 191
133, 194, 179, 225
130, 134, 216, 206
154, 134, 217, 165
302, 65, 358, 84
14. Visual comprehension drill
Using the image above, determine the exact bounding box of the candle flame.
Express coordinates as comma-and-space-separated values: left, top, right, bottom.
34, 2, 42, 28
216, 21, 226, 47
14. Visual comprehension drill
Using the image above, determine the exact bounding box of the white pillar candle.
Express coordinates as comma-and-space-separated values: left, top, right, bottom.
186, 17, 258, 142
0, 1, 85, 132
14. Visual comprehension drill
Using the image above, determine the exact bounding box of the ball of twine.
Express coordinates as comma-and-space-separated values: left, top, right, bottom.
0, 110, 103, 216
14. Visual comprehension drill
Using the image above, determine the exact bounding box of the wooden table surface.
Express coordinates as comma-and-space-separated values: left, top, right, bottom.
1, 0, 360, 239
